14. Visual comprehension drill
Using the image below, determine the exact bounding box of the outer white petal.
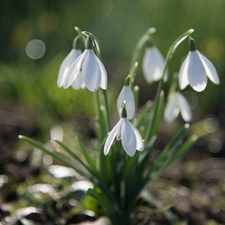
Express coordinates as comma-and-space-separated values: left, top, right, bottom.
58, 49, 82, 87
176, 92, 192, 122
116, 118, 123, 140
104, 119, 123, 155
151, 47, 166, 81
96, 56, 107, 89
178, 53, 190, 90
63, 51, 87, 89
82, 50, 101, 91
71, 71, 83, 89
142, 47, 164, 84
198, 51, 220, 85
187, 51, 207, 92
131, 124, 144, 151
121, 119, 136, 157
164, 94, 179, 123
117, 86, 135, 120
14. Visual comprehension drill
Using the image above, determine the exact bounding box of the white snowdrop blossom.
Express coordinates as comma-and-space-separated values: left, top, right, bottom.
179, 43, 220, 92
164, 91, 192, 123
117, 85, 135, 120
57, 49, 82, 88
63, 49, 107, 92
104, 114, 144, 157
142, 46, 168, 84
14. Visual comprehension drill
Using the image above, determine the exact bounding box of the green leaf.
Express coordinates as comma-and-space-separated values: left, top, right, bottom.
136, 100, 153, 129
149, 124, 189, 173
87, 188, 119, 216
77, 138, 97, 172
145, 90, 165, 142
19, 135, 90, 178
148, 135, 197, 185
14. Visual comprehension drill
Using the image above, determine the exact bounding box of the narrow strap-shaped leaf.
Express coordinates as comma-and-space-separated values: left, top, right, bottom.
87, 188, 119, 215
148, 135, 197, 185
19, 135, 89, 178
148, 90, 165, 142
150, 123, 189, 173
55, 140, 105, 185
167, 135, 197, 164
135, 100, 153, 129
76, 138, 97, 172
55, 140, 118, 206
145, 90, 164, 142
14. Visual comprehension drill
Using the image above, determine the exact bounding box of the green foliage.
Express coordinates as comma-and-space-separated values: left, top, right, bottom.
18, 28, 200, 225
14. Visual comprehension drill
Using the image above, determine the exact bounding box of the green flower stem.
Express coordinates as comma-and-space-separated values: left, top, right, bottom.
82, 31, 101, 58
103, 89, 110, 133
128, 62, 139, 87
167, 73, 178, 97
94, 91, 103, 141
74, 26, 86, 45
129, 27, 156, 73
145, 28, 194, 143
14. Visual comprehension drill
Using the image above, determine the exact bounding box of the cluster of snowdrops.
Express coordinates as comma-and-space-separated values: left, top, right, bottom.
20, 27, 220, 225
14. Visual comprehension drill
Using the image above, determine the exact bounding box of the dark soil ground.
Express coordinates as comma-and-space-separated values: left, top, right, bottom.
0, 105, 225, 225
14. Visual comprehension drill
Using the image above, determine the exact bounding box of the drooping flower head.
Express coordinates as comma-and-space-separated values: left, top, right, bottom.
63, 35, 107, 92
57, 36, 82, 88
179, 38, 220, 92
164, 91, 192, 123
142, 40, 168, 84
104, 102, 144, 157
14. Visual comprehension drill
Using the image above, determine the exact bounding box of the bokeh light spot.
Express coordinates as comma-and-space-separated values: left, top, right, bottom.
208, 139, 222, 153
43, 155, 52, 165
26, 39, 46, 59
203, 117, 219, 133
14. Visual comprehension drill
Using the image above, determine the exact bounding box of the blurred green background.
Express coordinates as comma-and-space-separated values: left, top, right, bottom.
1, 0, 225, 154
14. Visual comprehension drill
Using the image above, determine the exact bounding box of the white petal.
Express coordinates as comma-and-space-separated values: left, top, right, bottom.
82, 50, 101, 92
63, 52, 86, 89
104, 119, 122, 155
187, 51, 207, 92
121, 119, 136, 157
178, 53, 190, 90
131, 124, 144, 151
142, 47, 165, 84
164, 94, 179, 123
58, 49, 82, 87
198, 51, 220, 85
96, 57, 107, 89
151, 47, 166, 81
71, 72, 83, 89
117, 86, 135, 120
177, 92, 192, 122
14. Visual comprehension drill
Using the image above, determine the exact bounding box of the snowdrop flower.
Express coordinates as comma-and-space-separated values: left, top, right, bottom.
142, 44, 168, 84
164, 91, 192, 123
57, 37, 82, 88
179, 39, 220, 92
117, 84, 135, 120
63, 36, 107, 92
104, 104, 144, 157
